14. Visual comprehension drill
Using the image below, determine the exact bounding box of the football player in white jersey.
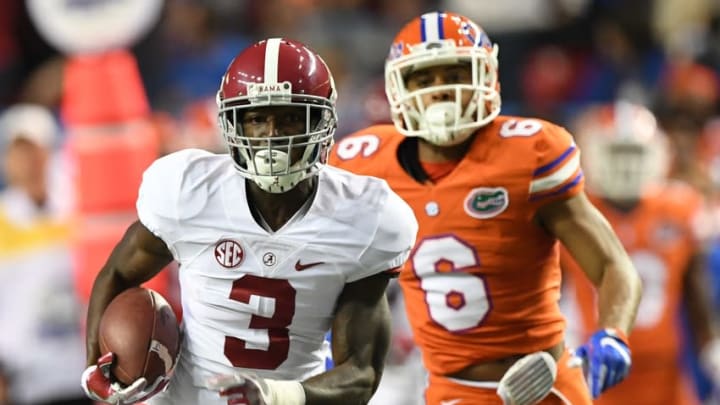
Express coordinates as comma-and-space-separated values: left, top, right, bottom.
80, 38, 418, 405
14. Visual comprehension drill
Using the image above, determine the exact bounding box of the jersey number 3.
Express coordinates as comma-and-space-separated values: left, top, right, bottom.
224, 275, 296, 369
412, 235, 491, 332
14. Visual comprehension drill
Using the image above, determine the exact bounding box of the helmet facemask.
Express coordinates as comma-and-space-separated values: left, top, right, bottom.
580, 102, 670, 202
218, 93, 336, 193
585, 139, 669, 202
385, 41, 501, 146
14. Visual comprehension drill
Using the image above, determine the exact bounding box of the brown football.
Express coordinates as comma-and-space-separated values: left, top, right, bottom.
98, 287, 180, 386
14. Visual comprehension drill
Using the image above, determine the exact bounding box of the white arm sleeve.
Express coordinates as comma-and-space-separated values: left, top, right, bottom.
348, 188, 418, 283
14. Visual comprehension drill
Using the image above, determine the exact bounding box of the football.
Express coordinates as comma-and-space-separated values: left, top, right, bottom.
98, 287, 180, 386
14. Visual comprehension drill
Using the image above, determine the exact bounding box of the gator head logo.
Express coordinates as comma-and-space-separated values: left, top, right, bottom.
463, 187, 509, 219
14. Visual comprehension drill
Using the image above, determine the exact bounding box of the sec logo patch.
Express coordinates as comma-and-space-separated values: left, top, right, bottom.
215, 239, 244, 268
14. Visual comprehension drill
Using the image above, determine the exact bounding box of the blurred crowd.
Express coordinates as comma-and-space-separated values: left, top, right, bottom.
2, 0, 720, 404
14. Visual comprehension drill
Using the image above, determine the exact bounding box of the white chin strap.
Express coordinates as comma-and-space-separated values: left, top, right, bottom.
418, 101, 474, 146
251, 149, 306, 193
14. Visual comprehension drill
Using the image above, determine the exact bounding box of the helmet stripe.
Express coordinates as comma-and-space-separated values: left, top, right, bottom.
421, 12, 440, 41
264, 37, 281, 84
437, 13, 445, 39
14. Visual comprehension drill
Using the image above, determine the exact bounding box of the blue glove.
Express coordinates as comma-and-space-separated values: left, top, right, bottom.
570, 328, 631, 398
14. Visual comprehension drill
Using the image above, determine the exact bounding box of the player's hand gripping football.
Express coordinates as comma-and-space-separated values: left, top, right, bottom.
81, 352, 170, 404
569, 328, 631, 398
206, 373, 270, 405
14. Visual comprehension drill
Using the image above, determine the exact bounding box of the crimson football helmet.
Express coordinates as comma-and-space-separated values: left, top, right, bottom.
385, 11, 501, 145
217, 38, 337, 193
575, 101, 670, 201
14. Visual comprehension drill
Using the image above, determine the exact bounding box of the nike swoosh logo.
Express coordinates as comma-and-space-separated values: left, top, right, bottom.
295, 260, 325, 271
440, 400, 461, 405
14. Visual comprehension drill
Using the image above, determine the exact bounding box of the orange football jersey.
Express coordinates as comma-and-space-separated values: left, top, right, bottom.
561, 182, 702, 405
330, 116, 584, 375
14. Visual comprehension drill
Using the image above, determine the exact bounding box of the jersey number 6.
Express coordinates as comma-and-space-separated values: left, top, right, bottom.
412, 235, 491, 332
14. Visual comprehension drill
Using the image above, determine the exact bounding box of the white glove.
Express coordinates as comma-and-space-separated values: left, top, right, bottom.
207, 373, 268, 405
206, 373, 305, 405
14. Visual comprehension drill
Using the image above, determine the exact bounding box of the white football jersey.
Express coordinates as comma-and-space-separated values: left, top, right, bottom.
138, 149, 417, 405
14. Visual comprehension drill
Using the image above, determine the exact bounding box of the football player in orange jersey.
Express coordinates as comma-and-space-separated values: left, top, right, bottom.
329, 11, 643, 405
561, 102, 720, 405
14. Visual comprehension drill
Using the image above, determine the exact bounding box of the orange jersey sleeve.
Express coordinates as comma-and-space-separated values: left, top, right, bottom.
333, 117, 582, 376
526, 122, 584, 208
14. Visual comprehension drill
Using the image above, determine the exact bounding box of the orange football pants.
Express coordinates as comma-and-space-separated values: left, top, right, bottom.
425, 350, 591, 405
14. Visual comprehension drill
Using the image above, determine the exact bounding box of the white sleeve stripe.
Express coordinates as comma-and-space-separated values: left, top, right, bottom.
529, 153, 581, 194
